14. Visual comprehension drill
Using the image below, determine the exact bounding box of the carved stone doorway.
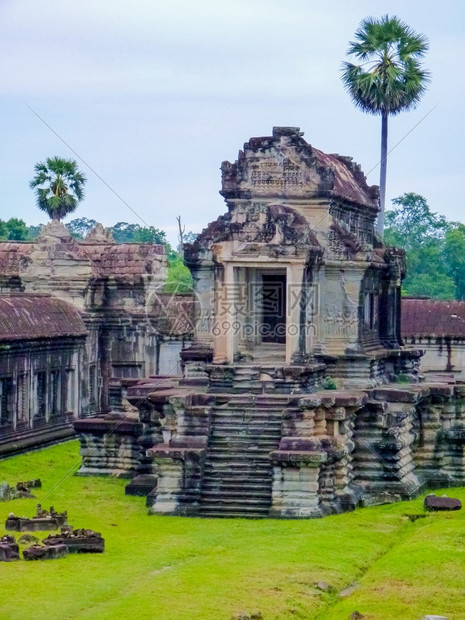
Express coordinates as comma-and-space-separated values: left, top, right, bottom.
260, 273, 286, 344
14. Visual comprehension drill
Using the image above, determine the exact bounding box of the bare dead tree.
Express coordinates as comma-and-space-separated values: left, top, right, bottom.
177, 215, 185, 257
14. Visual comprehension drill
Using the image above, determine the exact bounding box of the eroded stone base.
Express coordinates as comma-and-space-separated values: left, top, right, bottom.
75, 372, 465, 518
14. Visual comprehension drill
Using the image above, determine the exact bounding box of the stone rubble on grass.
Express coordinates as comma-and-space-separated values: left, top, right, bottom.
339, 582, 359, 597
42, 525, 104, 553
0, 535, 19, 561
18, 534, 39, 544
315, 581, 332, 592
23, 543, 68, 561
1, 516, 105, 560
0, 479, 41, 501
403, 513, 428, 522
5, 504, 68, 531
424, 495, 462, 512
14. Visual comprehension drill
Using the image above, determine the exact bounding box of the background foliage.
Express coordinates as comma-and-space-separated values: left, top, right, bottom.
384, 193, 465, 300
5, 197, 465, 301
0, 216, 194, 293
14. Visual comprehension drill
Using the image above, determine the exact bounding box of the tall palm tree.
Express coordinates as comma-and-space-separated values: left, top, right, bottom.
30, 157, 87, 221
342, 15, 429, 235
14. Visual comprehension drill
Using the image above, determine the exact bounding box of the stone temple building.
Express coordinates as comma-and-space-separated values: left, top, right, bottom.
0, 294, 86, 457
402, 298, 465, 379
182, 125, 406, 384
75, 127, 465, 519
0, 220, 189, 455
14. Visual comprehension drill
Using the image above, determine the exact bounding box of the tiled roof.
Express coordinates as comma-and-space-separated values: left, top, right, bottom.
0, 295, 87, 341
0, 238, 165, 278
402, 298, 465, 338
79, 243, 164, 277
313, 148, 378, 209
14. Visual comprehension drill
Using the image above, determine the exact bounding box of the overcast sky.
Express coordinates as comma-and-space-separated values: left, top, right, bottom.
1, 0, 464, 244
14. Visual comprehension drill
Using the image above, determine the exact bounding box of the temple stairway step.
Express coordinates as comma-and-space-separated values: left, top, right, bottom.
201, 491, 271, 502
199, 508, 270, 518
201, 480, 271, 491
199, 402, 284, 517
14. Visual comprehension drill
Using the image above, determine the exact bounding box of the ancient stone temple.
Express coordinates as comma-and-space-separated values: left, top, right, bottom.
75, 128, 465, 518
0, 221, 191, 455
0, 294, 86, 457
402, 298, 465, 379
0, 220, 169, 416
183, 125, 406, 385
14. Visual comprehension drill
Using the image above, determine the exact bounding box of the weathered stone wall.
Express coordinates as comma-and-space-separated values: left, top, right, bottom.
403, 336, 465, 379
74, 374, 465, 519
402, 298, 465, 379
0, 295, 86, 457
0, 221, 173, 417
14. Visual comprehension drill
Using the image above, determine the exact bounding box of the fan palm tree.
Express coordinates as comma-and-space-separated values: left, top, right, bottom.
30, 157, 87, 221
342, 15, 430, 235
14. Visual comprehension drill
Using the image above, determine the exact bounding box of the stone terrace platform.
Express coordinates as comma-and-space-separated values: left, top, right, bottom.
75, 372, 465, 518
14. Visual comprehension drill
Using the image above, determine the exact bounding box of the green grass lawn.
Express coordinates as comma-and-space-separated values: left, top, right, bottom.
1, 441, 464, 620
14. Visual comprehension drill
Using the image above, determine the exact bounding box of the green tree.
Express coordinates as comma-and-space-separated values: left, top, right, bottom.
110, 222, 170, 248
133, 226, 168, 245
110, 222, 139, 243
0, 220, 7, 240
384, 193, 449, 250
27, 224, 43, 240
342, 15, 429, 234
384, 193, 456, 300
5, 218, 29, 240
444, 224, 465, 301
66, 217, 97, 239
0, 218, 30, 241
164, 255, 194, 294
29, 157, 87, 221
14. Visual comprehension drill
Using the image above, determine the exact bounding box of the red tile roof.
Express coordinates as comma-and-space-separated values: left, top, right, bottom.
0, 240, 165, 279
402, 298, 465, 338
0, 295, 87, 341
313, 148, 378, 209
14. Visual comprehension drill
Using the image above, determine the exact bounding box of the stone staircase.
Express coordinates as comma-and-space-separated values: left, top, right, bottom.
231, 366, 262, 393
199, 395, 292, 517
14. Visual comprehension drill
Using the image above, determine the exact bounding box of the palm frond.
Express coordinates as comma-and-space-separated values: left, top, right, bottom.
342, 15, 429, 116
30, 156, 86, 221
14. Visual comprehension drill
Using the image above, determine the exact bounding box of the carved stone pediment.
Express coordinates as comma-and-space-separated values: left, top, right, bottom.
185, 127, 378, 269
327, 223, 362, 260
187, 202, 320, 262
220, 126, 379, 208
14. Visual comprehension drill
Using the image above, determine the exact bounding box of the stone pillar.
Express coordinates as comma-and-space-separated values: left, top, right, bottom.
98, 326, 112, 414
439, 385, 465, 485
304, 267, 317, 357
357, 386, 425, 504
185, 262, 215, 357
286, 264, 305, 363
147, 447, 205, 516
270, 452, 327, 517
213, 263, 235, 364
235, 266, 248, 355
74, 416, 144, 477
